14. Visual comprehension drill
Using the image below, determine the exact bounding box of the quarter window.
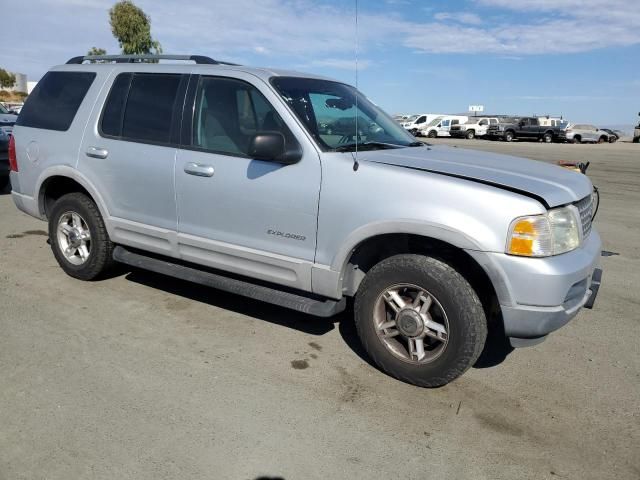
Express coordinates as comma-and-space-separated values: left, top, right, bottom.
192, 76, 296, 158
17, 71, 96, 131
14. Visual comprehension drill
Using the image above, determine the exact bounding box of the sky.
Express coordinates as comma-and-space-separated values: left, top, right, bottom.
2, 0, 639, 126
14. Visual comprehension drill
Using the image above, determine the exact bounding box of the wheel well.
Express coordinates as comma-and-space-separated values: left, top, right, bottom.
40, 176, 91, 218
544, 130, 554, 136
343, 233, 500, 322
505, 129, 514, 135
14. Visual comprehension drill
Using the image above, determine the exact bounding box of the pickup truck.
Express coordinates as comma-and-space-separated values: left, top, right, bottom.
634, 113, 640, 143
487, 117, 567, 143
450, 117, 500, 139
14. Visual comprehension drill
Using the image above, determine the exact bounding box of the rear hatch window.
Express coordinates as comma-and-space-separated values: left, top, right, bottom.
16, 71, 96, 131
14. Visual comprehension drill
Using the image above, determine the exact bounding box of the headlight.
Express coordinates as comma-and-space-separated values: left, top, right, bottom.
507, 206, 580, 257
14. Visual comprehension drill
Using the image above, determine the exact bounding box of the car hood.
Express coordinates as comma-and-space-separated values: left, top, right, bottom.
362, 145, 593, 207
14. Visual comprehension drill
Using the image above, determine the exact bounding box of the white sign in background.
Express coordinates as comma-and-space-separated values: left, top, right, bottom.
468, 105, 485, 112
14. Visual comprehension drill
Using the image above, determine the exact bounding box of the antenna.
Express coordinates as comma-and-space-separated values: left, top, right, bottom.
353, 0, 360, 171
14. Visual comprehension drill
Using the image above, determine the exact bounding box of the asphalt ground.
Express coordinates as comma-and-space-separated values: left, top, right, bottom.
0, 139, 638, 479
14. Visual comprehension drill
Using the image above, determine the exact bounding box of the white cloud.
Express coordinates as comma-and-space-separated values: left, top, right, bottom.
433, 12, 482, 25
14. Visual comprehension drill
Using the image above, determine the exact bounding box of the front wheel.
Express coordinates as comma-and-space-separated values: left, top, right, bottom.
504, 131, 514, 142
49, 192, 116, 280
354, 254, 487, 388
0, 176, 9, 191
543, 132, 553, 143
427, 130, 437, 138
465, 130, 475, 140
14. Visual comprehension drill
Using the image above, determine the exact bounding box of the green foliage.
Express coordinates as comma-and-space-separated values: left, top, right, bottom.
0, 90, 10, 100
109, 0, 162, 55
15, 91, 28, 100
87, 47, 107, 56
0, 69, 16, 89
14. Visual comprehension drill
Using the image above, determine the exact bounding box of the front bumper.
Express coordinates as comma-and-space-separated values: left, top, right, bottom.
468, 230, 602, 347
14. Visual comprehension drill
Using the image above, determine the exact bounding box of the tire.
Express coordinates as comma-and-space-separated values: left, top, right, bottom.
354, 254, 487, 388
504, 131, 514, 142
427, 130, 437, 138
410, 128, 418, 137
633, 136, 639, 143
598, 136, 607, 144
48, 192, 115, 281
465, 130, 475, 140
543, 132, 553, 143
573, 135, 581, 144
0, 176, 9, 191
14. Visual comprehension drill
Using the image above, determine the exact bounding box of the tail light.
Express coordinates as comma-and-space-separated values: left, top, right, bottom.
8, 135, 18, 172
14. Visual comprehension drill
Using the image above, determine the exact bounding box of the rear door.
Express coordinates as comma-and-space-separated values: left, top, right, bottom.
78, 71, 188, 256
174, 73, 321, 291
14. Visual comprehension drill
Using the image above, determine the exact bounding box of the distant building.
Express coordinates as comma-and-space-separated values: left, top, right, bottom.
7, 72, 28, 93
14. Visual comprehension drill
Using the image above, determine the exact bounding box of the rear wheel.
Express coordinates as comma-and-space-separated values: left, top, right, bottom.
504, 131, 514, 142
573, 135, 582, 144
427, 130, 437, 138
543, 132, 553, 143
354, 254, 487, 388
0, 176, 9, 191
465, 130, 475, 140
598, 136, 607, 144
49, 192, 115, 280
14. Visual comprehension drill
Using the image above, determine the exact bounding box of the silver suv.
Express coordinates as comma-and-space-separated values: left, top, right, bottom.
9, 54, 602, 387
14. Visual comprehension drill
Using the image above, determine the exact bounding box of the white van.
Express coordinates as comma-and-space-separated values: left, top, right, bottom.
419, 115, 469, 138
402, 114, 445, 135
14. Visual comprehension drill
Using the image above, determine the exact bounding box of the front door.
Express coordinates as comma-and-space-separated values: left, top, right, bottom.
174, 74, 321, 291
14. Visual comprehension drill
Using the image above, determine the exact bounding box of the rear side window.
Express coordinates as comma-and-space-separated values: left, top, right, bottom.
17, 71, 96, 131
100, 73, 182, 144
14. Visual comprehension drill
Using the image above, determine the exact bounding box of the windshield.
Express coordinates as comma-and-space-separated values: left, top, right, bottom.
271, 77, 417, 151
405, 115, 419, 122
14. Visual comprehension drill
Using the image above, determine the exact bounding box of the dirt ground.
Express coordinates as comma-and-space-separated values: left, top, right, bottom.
0, 139, 638, 479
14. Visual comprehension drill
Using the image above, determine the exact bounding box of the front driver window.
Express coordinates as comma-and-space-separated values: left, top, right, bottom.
192, 76, 295, 158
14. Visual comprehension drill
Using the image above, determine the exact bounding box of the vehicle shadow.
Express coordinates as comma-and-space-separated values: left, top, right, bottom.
121, 267, 512, 370
123, 268, 337, 336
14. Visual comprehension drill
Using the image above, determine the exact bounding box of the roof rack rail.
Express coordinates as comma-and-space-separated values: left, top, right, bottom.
66, 54, 239, 65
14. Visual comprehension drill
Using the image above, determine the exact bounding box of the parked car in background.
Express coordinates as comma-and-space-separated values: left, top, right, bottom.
420, 115, 468, 138
402, 114, 443, 136
487, 117, 566, 143
0, 103, 18, 136
450, 117, 500, 139
634, 113, 640, 143
565, 124, 612, 144
600, 128, 623, 143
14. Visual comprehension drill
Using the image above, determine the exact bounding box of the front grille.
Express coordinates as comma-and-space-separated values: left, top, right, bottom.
575, 195, 593, 238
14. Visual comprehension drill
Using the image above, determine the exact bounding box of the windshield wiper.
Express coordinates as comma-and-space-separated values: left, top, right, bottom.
333, 141, 408, 152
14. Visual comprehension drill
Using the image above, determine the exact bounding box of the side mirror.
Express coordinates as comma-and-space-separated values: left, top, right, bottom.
249, 133, 301, 165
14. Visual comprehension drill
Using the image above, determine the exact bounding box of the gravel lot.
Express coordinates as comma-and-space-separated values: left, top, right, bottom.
0, 139, 638, 480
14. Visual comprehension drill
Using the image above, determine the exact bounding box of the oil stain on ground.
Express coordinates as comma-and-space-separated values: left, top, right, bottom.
291, 359, 309, 370
6, 230, 48, 239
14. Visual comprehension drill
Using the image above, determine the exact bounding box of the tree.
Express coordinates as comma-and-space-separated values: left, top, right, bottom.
109, 1, 161, 55
87, 47, 107, 56
0, 69, 16, 90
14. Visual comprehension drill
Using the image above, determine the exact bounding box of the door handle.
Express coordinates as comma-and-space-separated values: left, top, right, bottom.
184, 162, 215, 177
86, 147, 109, 159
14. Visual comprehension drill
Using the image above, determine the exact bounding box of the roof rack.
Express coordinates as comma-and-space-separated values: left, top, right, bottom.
66, 54, 239, 65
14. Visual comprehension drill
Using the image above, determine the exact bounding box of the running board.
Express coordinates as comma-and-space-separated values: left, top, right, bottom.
113, 246, 346, 318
